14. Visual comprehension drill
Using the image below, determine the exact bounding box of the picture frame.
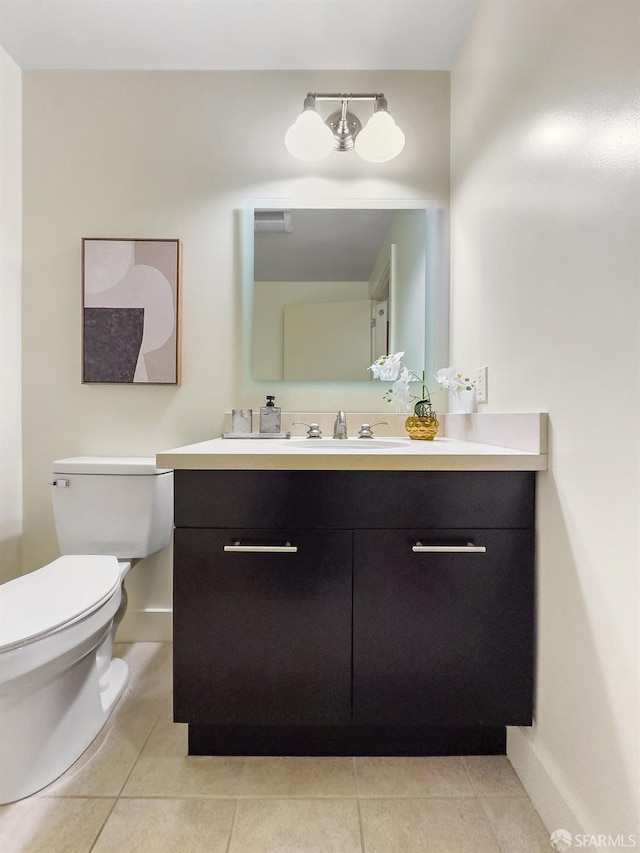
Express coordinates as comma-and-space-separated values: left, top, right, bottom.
82, 238, 181, 385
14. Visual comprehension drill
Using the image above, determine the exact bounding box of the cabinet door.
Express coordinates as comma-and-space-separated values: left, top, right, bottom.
353, 529, 534, 727
174, 528, 352, 726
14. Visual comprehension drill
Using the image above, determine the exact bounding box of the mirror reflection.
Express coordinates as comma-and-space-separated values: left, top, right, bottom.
251, 208, 429, 382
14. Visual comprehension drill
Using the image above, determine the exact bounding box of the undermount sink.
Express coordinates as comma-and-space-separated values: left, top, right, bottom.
284, 438, 408, 450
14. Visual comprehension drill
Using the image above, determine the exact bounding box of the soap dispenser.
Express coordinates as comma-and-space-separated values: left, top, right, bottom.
259, 395, 281, 434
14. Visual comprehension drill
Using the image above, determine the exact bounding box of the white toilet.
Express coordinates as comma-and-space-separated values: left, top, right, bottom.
0, 456, 173, 804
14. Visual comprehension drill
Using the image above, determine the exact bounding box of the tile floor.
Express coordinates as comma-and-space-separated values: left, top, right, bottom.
0, 643, 553, 852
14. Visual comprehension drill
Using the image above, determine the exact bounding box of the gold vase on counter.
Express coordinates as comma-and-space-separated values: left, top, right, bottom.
405, 398, 439, 440
405, 414, 439, 441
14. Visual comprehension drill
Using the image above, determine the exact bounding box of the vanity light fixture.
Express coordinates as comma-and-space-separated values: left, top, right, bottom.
285, 93, 405, 163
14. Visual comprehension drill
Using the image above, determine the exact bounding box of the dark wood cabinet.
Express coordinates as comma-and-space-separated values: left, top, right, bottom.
353, 529, 534, 727
173, 528, 352, 726
172, 469, 535, 755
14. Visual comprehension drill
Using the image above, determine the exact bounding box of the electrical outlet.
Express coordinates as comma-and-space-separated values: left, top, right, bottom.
475, 366, 488, 403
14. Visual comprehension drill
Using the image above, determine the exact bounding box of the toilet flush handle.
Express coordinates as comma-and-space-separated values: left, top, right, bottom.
48, 479, 70, 487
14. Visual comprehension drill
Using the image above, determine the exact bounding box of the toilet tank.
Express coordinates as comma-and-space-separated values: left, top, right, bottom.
51, 457, 174, 559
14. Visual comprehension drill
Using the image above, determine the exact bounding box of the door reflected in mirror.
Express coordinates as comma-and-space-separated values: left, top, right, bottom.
248, 205, 445, 383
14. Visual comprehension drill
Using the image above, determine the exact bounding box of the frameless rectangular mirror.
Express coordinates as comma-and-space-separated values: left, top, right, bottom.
244, 201, 449, 384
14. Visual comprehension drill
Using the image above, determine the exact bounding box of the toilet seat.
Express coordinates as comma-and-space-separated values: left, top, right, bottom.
0, 555, 121, 653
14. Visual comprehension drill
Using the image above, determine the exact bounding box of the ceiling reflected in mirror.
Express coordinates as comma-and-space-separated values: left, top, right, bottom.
254, 209, 396, 282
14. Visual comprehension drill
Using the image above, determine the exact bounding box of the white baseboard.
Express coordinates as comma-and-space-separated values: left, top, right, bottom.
115, 607, 173, 642
507, 726, 584, 837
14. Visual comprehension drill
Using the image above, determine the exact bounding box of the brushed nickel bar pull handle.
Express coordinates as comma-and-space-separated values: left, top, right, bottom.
412, 542, 487, 553
224, 541, 298, 553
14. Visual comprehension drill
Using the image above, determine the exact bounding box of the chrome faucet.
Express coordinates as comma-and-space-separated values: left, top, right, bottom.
333, 410, 348, 439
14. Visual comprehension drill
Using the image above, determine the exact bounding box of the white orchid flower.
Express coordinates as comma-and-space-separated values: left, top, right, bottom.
390, 367, 412, 410
369, 352, 405, 381
435, 366, 465, 392
371, 352, 434, 414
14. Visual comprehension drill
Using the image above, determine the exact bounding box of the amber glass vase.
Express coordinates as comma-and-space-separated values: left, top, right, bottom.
405, 414, 439, 441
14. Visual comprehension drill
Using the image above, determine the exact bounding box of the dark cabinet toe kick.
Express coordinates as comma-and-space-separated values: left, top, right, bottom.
187, 724, 507, 757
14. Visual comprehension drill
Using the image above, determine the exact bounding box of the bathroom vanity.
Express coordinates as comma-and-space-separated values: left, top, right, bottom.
157, 414, 547, 757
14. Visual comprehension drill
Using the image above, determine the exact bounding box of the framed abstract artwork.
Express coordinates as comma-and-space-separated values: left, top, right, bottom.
82, 238, 181, 384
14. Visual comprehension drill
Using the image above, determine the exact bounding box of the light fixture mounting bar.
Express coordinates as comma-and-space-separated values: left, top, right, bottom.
310, 92, 384, 103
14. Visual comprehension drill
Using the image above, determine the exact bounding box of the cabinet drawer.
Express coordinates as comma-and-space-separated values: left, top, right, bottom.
173, 528, 352, 726
175, 470, 534, 529
353, 529, 534, 727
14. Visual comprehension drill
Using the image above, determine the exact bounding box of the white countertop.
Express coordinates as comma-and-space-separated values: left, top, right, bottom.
157, 431, 547, 472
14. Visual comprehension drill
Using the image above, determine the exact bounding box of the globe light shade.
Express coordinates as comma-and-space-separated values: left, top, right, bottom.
355, 109, 406, 163
284, 109, 335, 162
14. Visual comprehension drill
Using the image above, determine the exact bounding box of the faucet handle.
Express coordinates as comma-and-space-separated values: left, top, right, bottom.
292, 421, 323, 439
358, 421, 388, 439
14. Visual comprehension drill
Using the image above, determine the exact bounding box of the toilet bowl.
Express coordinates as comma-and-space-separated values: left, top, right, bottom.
0, 457, 173, 803
0, 556, 127, 804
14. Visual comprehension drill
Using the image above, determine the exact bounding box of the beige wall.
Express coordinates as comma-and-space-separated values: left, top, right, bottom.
0, 47, 22, 583
21, 70, 450, 637
451, 0, 639, 838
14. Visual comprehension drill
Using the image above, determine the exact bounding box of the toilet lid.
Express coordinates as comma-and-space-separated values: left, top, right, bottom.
0, 555, 121, 652
52, 456, 172, 475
